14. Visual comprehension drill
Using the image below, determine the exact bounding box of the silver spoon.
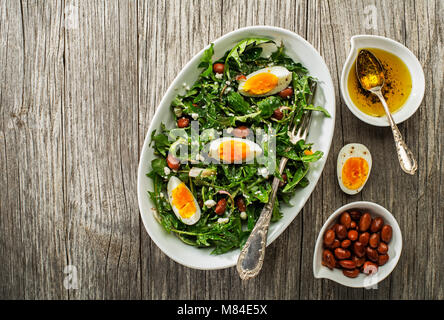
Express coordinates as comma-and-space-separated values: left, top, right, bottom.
356, 49, 417, 175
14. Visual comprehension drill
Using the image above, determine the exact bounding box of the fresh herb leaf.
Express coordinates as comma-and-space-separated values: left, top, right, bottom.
227, 91, 250, 114
303, 104, 331, 117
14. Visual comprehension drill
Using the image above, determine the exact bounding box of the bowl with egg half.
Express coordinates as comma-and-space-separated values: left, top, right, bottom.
340, 35, 425, 127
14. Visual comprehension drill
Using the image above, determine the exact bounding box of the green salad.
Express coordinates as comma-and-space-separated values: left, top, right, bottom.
147, 38, 330, 254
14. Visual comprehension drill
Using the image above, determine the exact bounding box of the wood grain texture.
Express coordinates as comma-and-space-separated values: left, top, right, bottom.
0, 0, 442, 300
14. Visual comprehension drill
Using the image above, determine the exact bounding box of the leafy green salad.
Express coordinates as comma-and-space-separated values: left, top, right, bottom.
147, 38, 330, 254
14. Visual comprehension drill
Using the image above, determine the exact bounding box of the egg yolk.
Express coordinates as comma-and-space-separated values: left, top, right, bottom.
242, 72, 278, 95
171, 183, 196, 219
219, 140, 250, 162
341, 157, 369, 190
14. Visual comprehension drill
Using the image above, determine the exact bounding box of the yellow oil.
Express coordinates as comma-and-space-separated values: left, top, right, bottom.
347, 48, 412, 117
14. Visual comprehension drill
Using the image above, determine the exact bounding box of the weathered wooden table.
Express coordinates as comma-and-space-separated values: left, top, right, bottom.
1, 0, 442, 300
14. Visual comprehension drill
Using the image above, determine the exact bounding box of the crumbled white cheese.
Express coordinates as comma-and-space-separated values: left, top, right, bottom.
191, 113, 199, 120
224, 87, 232, 94
225, 80, 231, 85
258, 167, 269, 178
217, 217, 229, 224
240, 211, 247, 220
204, 199, 217, 208
215, 73, 223, 79
159, 192, 164, 198
226, 127, 233, 134
164, 167, 171, 175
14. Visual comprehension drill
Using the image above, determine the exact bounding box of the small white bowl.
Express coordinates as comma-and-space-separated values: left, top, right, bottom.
313, 201, 402, 288
340, 35, 425, 127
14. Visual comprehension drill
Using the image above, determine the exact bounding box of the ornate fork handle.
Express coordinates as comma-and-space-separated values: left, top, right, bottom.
236, 157, 288, 280
237, 82, 317, 280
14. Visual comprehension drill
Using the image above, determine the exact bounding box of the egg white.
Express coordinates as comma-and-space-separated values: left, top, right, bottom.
337, 143, 372, 195
257, 42, 278, 58
238, 66, 292, 97
207, 137, 262, 163
167, 176, 201, 225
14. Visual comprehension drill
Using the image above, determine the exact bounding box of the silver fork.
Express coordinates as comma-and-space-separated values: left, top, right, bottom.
236, 81, 317, 280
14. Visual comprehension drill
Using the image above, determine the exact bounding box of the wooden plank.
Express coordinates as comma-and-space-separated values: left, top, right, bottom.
0, 0, 68, 299
63, 0, 140, 299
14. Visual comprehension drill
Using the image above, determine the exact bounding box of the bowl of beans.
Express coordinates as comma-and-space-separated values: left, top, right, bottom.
313, 201, 402, 288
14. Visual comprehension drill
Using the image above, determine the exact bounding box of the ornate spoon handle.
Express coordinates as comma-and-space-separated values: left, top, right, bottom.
236, 157, 288, 280
373, 90, 417, 175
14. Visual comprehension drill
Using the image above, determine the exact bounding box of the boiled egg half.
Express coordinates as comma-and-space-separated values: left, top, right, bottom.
238, 66, 292, 97
167, 176, 201, 225
208, 137, 262, 163
337, 143, 372, 195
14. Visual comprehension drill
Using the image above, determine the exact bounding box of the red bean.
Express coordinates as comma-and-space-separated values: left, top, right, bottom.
343, 268, 360, 278
352, 255, 366, 268
334, 248, 351, 260
370, 217, 384, 233
278, 173, 288, 188
166, 153, 180, 170
339, 260, 356, 269
323, 230, 335, 246
272, 108, 284, 120
366, 247, 379, 262
369, 233, 380, 248
381, 225, 393, 243
340, 212, 352, 229
322, 249, 336, 269
278, 87, 293, 99
335, 224, 347, 240
350, 210, 362, 221
359, 232, 370, 246
331, 239, 340, 249
359, 213, 372, 232
377, 242, 389, 255
177, 117, 190, 128
378, 254, 389, 266
213, 63, 225, 74
348, 230, 358, 241
214, 198, 227, 215
232, 125, 250, 138
341, 239, 352, 249
236, 197, 246, 213
353, 241, 366, 258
